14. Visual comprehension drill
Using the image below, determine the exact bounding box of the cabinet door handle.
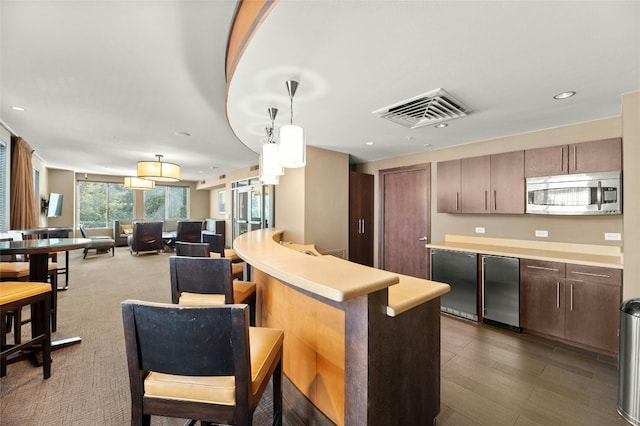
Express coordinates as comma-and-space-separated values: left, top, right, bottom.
556, 282, 560, 308
573, 145, 577, 171
527, 265, 560, 272
494, 190, 497, 211
361, 219, 365, 234
484, 190, 488, 211
570, 283, 574, 311
571, 271, 611, 279
560, 147, 564, 172
456, 192, 459, 211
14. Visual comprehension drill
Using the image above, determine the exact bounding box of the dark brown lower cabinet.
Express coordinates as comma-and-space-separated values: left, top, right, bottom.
520, 260, 566, 339
520, 259, 621, 355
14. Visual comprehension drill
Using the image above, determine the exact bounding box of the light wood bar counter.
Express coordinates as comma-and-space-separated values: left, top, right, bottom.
234, 229, 450, 426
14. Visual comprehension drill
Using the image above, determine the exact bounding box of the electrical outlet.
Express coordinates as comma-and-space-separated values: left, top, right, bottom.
535, 230, 548, 238
605, 233, 621, 241
475, 227, 485, 234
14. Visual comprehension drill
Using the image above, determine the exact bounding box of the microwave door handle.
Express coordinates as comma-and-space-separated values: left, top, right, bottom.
596, 181, 602, 210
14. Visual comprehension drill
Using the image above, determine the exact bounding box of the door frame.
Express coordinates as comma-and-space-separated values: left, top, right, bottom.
378, 163, 431, 274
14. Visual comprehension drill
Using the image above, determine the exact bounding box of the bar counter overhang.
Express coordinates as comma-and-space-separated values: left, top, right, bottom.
233, 229, 450, 426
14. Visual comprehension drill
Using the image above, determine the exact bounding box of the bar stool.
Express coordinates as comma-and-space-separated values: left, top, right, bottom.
0, 261, 59, 340
0, 281, 52, 379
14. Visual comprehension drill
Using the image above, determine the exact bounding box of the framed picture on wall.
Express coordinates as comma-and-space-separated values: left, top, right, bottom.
218, 190, 226, 214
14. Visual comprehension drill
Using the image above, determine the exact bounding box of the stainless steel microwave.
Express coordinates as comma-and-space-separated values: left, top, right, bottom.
526, 171, 622, 215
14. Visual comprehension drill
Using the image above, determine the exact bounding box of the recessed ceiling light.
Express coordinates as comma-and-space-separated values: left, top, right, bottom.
434, 123, 448, 129
424, 143, 432, 147
175, 131, 191, 137
553, 91, 576, 100
365, 141, 374, 146
11, 106, 26, 112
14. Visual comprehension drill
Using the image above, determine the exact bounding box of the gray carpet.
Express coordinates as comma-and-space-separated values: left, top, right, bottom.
1, 247, 281, 425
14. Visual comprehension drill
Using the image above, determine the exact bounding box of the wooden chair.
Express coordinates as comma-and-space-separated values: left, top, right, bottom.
175, 241, 243, 281
121, 300, 283, 426
169, 256, 256, 326
1, 281, 52, 379
0, 241, 60, 336
174, 241, 210, 258
202, 233, 244, 280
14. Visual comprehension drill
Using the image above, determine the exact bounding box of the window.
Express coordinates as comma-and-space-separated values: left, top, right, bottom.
78, 181, 133, 228
0, 140, 7, 232
143, 185, 188, 220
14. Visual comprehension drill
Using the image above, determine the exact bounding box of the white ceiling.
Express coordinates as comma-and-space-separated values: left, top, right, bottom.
2, 1, 639, 182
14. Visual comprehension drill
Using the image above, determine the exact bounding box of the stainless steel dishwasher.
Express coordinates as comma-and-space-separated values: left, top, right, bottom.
430, 249, 478, 321
482, 255, 520, 330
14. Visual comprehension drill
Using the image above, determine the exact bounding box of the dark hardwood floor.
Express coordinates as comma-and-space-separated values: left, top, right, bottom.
438, 314, 627, 425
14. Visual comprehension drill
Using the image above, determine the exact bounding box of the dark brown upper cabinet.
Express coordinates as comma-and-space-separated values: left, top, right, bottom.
524, 138, 622, 177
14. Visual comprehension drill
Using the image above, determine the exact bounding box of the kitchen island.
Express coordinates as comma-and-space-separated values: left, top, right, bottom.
233, 229, 450, 426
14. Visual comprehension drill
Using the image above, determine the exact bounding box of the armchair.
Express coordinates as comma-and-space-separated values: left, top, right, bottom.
175, 220, 204, 243
129, 222, 163, 256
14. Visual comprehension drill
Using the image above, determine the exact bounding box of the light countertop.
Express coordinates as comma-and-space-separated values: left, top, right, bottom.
233, 228, 449, 316
427, 235, 623, 269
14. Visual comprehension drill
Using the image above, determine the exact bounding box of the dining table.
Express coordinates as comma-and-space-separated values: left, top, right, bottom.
11, 227, 74, 290
0, 237, 91, 354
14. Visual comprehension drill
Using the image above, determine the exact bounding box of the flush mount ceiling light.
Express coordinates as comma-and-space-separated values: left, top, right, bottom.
123, 176, 155, 190
11, 106, 26, 112
553, 91, 576, 100
434, 123, 448, 129
137, 154, 180, 182
278, 80, 306, 168
260, 107, 284, 182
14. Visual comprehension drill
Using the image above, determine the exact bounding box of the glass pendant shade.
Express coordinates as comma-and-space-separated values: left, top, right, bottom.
124, 176, 155, 190
137, 155, 180, 182
261, 142, 284, 176
278, 124, 306, 168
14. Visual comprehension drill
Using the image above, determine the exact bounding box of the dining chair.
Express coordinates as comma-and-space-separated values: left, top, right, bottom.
169, 256, 256, 326
175, 241, 244, 281
0, 238, 59, 337
202, 233, 244, 280
1, 281, 52, 379
121, 300, 283, 426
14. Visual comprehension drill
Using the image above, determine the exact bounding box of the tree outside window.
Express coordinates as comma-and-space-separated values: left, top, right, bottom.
144, 185, 188, 220
79, 181, 133, 228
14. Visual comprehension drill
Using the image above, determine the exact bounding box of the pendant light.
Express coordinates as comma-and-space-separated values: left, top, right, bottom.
137, 154, 180, 182
123, 176, 155, 190
278, 80, 306, 168
261, 107, 284, 178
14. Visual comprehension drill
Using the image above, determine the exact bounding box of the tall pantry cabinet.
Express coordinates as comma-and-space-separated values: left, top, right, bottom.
349, 171, 374, 266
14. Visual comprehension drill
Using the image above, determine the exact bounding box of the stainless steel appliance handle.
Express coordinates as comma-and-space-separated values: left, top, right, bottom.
571, 271, 611, 279
596, 181, 602, 210
527, 265, 560, 272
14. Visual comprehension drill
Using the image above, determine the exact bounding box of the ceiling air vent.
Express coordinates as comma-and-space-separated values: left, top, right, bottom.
372, 88, 471, 129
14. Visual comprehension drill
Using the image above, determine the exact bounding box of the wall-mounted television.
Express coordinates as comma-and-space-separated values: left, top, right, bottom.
47, 193, 64, 217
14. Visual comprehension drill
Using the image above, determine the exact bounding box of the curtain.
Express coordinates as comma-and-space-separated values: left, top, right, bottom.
10, 137, 38, 230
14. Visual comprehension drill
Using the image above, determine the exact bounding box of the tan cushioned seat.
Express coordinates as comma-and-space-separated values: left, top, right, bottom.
178, 281, 255, 306
143, 327, 284, 405
178, 292, 225, 306
0, 281, 51, 305
0, 263, 30, 279
232, 281, 256, 304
